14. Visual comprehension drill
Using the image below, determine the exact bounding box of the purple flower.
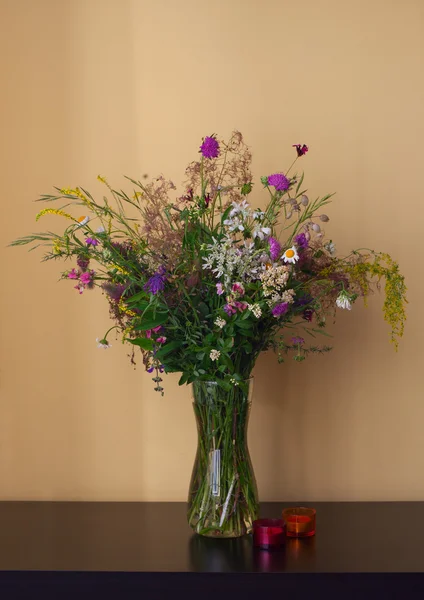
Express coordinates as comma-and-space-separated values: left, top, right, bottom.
272, 302, 289, 318
200, 136, 220, 159
224, 303, 237, 316
269, 237, 281, 261
302, 308, 314, 322
144, 266, 166, 295
268, 173, 290, 192
293, 144, 309, 157
294, 232, 309, 249
85, 237, 99, 246
291, 336, 305, 345
216, 282, 224, 296
77, 256, 90, 270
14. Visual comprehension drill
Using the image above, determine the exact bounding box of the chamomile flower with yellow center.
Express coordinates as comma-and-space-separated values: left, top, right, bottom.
282, 246, 299, 264
96, 337, 111, 349
77, 215, 90, 227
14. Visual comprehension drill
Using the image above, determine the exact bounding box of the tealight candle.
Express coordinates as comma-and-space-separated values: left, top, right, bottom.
282, 507, 316, 538
252, 518, 286, 550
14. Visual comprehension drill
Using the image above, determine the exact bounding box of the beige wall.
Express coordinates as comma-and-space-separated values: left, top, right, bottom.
1, 0, 423, 501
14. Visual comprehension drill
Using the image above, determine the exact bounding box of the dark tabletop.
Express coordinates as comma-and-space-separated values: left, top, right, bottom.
1, 502, 424, 598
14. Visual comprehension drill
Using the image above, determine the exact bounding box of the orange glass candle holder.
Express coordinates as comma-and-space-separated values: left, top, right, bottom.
252, 519, 286, 550
282, 507, 316, 538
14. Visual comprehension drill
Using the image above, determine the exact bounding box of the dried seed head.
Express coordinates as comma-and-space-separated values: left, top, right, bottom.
286, 211, 292, 219
311, 223, 321, 233
300, 195, 309, 206
320, 214, 329, 222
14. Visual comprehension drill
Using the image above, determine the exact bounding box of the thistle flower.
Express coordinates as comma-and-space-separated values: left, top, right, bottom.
269, 237, 281, 261
267, 173, 290, 192
102, 282, 126, 301
210, 349, 221, 361
77, 256, 90, 270
293, 144, 309, 157
200, 136, 220, 159
294, 232, 309, 249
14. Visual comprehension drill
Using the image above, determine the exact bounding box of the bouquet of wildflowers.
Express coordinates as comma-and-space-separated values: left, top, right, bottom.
13, 131, 406, 394
12, 132, 406, 537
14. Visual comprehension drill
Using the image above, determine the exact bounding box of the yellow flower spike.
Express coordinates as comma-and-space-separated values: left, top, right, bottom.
97, 175, 107, 184
35, 208, 74, 222
52, 238, 63, 254
118, 298, 137, 317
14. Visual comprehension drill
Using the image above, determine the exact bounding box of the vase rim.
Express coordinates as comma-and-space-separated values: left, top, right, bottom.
192, 377, 254, 385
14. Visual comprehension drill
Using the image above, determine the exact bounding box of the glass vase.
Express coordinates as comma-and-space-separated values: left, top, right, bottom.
187, 378, 259, 538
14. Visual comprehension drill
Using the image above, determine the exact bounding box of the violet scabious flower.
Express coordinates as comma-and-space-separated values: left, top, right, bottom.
291, 336, 305, 345
144, 266, 166, 295
200, 136, 220, 159
85, 237, 99, 246
67, 268, 79, 280
216, 282, 224, 295
269, 237, 281, 261
294, 232, 309, 249
272, 302, 289, 318
267, 173, 290, 192
293, 144, 309, 157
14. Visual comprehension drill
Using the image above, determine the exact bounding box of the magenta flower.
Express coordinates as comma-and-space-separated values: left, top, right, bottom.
291, 336, 305, 345
146, 326, 162, 339
67, 268, 79, 280
216, 282, 224, 296
200, 136, 220, 159
234, 301, 248, 312
74, 285, 84, 295
156, 336, 167, 344
302, 308, 314, 322
293, 144, 309, 157
79, 270, 95, 285
269, 237, 281, 261
85, 237, 99, 246
231, 282, 245, 296
272, 302, 289, 318
267, 173, 290, 192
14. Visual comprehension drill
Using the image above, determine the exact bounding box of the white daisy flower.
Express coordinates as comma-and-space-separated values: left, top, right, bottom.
96, 338, 111, 349
336, 291, 352, 310
77, 215, 90, 227
282, 246, 299, 264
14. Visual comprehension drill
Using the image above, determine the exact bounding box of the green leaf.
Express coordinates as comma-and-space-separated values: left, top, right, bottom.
178, 372, 190, 386
125, 291, 149, 305
126, 338, 154, 350
198, 302, 210, 318
155, 340, 183, 359
134, 312, 168, 331
295, 172, 305, 195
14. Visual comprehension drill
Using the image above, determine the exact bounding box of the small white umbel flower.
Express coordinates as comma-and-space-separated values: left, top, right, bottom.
336, 291, 352, 311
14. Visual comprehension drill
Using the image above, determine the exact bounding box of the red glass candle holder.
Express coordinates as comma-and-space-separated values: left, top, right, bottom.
282, 507, 316, 538
252, 519, 286, 550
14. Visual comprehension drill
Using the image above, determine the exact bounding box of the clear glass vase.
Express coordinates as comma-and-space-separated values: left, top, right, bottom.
187, 378, 259, 538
